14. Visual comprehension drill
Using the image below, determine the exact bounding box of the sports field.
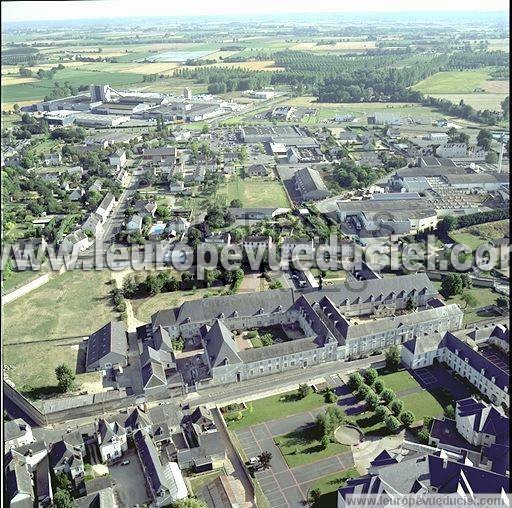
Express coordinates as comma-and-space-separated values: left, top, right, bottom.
217, 178, 290, 208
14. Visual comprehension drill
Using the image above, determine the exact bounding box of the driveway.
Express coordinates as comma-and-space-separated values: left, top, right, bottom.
235, 409, 354, 508
109, 449, 150, 508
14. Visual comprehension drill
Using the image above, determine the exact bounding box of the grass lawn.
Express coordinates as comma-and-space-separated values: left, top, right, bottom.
401, 391, 444, 422
378, 370, 420, 394
450, 220, 509, 252
309, 468, 359, 508
352, 410, 388, 436
274, 426, 350, 468
411, 70, 490, 94
3, 269, 117, 343
217, 178, 290, 208
433, 281, 500, 324
130, 287, 227, 323
250, 336, 263, 348
226, 390, 327, 431
4, 339, 101, 399
2, 268, 45, 294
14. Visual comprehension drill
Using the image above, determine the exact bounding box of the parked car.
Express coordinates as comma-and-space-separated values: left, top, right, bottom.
121, 460, 130, 466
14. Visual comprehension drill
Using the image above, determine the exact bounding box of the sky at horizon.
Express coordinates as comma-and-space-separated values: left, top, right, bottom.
1, 0, 510, 23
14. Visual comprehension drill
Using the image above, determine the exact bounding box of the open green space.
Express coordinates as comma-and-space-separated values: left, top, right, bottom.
309, 468, 359, 508
225, 390, 327, 431
433, 281, 501, 324
411, 70, 490, 94
352, 410, 388, 435
450, 220, 509, 251
378, 370, 420, 393
2, 268, 46, 294
217, 177, 290, 208
3, 269, 117, 342
274, 426, 350, 468
130, 286, 227, 323
400, 391, 444, 421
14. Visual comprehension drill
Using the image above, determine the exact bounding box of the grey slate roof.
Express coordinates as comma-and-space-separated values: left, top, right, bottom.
49, 440, 83, 470
86, 321, 127, 369
4, 419, 31, 443
294, 166, 328, 192
4, 451, 33, 507
202, 320, 242, 368
152, 288, 295, 328
239, 336, 321, 362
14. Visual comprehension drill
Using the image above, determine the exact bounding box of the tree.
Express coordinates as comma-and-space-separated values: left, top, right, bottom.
477, 129, 493, 151
375, 405, 388, 421
258, 451, 272, 469
485, 151, 498, 164
501, 95, 509, 119
316, 406, 345, 438
385, 415, 400, 432
417, 429, 430, 444
441, 273, 464, 297
260, 333, 273, 347
55, 364, 75, 392
373, 379, 385, 394
298, 383, 311, 399
445, 405, 455, 419
390, 399, 404, 416
365, 391, 380, 410
461, 292, 478, 309
400, 410, 415, 427
438, 215, 458, 233
54, 473, 72, 492
230, 198, 242, 208
385, 346, 401, 371
309, 487, 322, 505
381, 388, 396, 405
357, 384, 371, 400
363, 368, 378, 386
320, 434, 330, 450
348, 372, 364, 391
325, 390, 337, 404
53, 488, 76, 508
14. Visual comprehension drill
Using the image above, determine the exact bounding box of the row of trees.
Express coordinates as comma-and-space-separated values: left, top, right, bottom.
440, 208, 509, 233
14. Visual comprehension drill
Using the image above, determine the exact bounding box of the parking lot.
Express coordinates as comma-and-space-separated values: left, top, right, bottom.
108, 449, 150, 508
235, 408, 354, 508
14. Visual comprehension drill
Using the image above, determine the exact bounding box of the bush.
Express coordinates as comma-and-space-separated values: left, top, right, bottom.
381, 388, 396, 405
385, 415, 400, 432
373, 379, 385, 394
445, 405, 455, 419
375, 405, 389, 421
363, 368, 378, 386
320, 434, 330, 450
417, 429, 430, 444
260, 333, 274, 346
348, 372, 364, 391
390, 399, 403, 416
357, 384, 371, 400
365, 391, 380, 410
400, 410, 415, 427
298, 383, 311, 399
325, 390, 337, 404
55, 364, 75, 393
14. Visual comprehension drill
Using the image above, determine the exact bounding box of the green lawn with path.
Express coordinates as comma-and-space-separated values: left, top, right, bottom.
309, 468, 359, 508
274, 426, 350, 468
225, 390, 327, 431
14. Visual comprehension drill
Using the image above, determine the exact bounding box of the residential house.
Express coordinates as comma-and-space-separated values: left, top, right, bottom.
242, 235, 273, 253
166, 216, 190, 235
43, 152, 62, 166
204, 232, 231, 247
66, 165, 84, 177
60, 229, 90, 253
96, 192, 116, 222
134, 430, 187, 507
109, 149, 127, 168
246, 164, 269, 177
49, 440, 85, 480
96, 418, 128, 463
88, 179, 103, 193
134, 199, 158, 218
4, 419, 34, 451
436, 143, 468, 158
82, 212, 103, 237
69, 188, 84, 201
125, 214, 143, 233
85, 321, 127, 373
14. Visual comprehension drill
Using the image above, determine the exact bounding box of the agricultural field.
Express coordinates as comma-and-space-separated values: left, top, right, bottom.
217, 178, 290, 208
411, 70, 492, 94
429, 93, 508, 111
290, 40, 377, 52
450, 220, 509, 251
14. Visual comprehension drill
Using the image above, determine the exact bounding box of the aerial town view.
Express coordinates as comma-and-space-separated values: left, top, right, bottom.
1, 0, 510, 507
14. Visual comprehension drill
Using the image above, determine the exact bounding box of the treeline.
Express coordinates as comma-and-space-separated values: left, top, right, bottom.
19, 63, 65, 79
185, 58, 217, 66
43, 82, 89, 101
453, 209, 509, 230
446, 50, 509, 70
3, 46, 44, 65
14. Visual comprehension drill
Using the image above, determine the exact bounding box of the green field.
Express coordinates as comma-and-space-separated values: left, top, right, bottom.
3, 269, 117, 343
429, 93, 508, 112
217, 177, 290, 208
400, 391, 444, 421
274, 427, 350, 468
309, 468, 359, 508
225, 390, 327, 431
450, 220, 509, 251
411, 70, 490, 94
378, 370, 420, 393
433, 282, 501, 325
2, 67, 144, 103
